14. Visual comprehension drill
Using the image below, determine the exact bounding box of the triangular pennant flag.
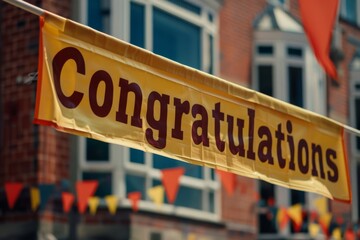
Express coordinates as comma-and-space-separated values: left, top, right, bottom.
62, 192, 74, 213
30, 187, 40, 211
287, 204, 303, 232
309, 223, 320, 238
88, 197, 100, 215
332, 227, 341, 240
76, 180, 98, 213
161, 167, 184, 204
299, 0, 339, 81
216, 169, 237, 196
314, 197, 328, 215
105, 195, 118, 214
276, 207, 289, 231
309, 210, 318, 222
128, 192, 141, 212
187, 233, 196, 240
5, 182, 23, 209
319, 212, 332, 237
345, 229, 355, 240
147, 185, 164, 208
39, 184, 55, 210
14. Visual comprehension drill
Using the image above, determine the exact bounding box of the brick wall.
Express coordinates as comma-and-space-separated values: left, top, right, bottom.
0, 0, 39, 185
0, 1, 71, 237
0, 0, 71, 184
219, 1, 267, 236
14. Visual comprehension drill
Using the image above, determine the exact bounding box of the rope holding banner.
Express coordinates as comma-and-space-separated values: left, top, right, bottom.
2, 0, 44, 16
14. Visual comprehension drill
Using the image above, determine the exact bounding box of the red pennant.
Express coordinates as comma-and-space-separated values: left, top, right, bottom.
216, 169, 237, 196
5, 182, 23, 209
62, 192, 74, 213
267, 197, 275, 207
161, 167, 184, 204
345, 229, 355, 240
336, 216, 344, 225
292, 221, 302, 233
299, 0, 339, 81
76, 180, 98, 213
128, 192, 142, 212
310, 210, 318, 222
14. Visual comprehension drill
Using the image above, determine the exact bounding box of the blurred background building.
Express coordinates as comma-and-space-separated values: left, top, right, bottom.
0, 0, 359, 239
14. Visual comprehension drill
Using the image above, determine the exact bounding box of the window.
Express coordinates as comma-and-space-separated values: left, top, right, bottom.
340, 0, 358, 25
78, 0, 219, 220
267, 0, 289, 9
254, 17, 326, 237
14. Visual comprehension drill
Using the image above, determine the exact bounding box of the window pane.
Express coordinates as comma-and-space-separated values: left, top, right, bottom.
86, 138, 109, 161
82, 172, 112, 197
258, 65, 273, 97
288, 66, 303, 107
259, 180, 276, 234
153, 154, 203, 179
153, 8, 201, 69
208, 34, 214, 74
87, 0, 110, 33
126, 174, 146, 200
209, 191, 215, 213
287, 47, 303, 58
291, 190, 305, 205
259, 212, 277, 233
345, 0, 357, 23
130, 2, 145, 48
153, 180, 202, 210
259, 180, 274, 204
130, 148, 145, 164
257, 46, 273, 55
167, 0, 201, 15
290, 190, 308, 233
355, 99, 360, 150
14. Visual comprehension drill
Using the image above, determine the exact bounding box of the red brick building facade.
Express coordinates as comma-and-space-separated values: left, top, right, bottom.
0, 0, 359, 239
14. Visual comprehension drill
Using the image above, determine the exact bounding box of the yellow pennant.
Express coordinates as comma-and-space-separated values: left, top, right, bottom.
308, 223, 320, 237
314, 197, 328, 215
88, 197, 100, 215
319, 212, 332, 230
105, 195, 118, 215
287, 204, 302, 227
332, 227, 341, 240
147, 185, 164, 208
30, 187, 40, 211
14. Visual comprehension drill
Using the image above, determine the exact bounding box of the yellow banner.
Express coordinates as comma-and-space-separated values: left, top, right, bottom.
34, 12, 351, 202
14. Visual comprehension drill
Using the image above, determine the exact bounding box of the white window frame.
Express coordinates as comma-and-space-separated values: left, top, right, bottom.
253, 31, 327, 237
77, 0, 221, 222
340, 0, 360, 25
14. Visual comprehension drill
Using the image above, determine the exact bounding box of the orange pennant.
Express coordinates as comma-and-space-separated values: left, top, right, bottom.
161, 167, 184, 204
128, 192, 142, 212
299, 0, 339, 80
62, 192, 74, 213
277, 207, 289, 231
5, 182, 23, 209
76, 180, 98, 213
216, 169, 237, 196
